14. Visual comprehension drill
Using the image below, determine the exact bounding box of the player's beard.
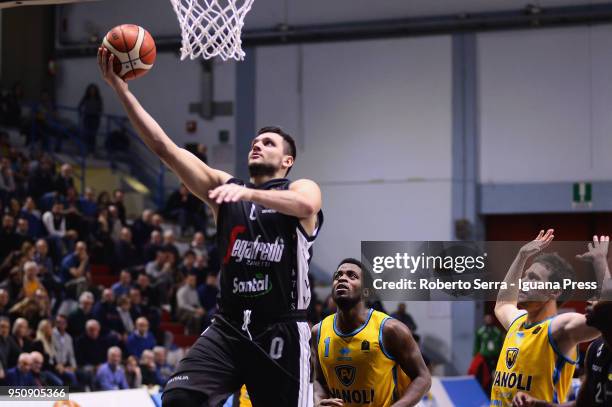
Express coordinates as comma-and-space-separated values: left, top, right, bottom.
248, 163, 277, 178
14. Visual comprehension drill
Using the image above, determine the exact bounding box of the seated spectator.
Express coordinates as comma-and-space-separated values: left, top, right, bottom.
111, 189, 127, 226
125, 355, 142, 389
92, 289, 119, 336
197, 272, 219, 321
0, 317, 19, 373
0, 214, 18, 260
113, 227, 140, 272
139, 349, 162, 386
391, 302, 418, 333
20, 197, 43, 239
176, 273, 205, 335
145, 249, 167, 281
179, 250, 197, 279
0, 289, 9, 318
27, 155, 55, 202
164, 184, 203, 236
143, 230, 163, 262
42, 201, 66, 260
15, 218, 33, 248
67, 292, 95, 339
162, 230, 180, 260
153, 346, 173, 386
190, 231, 219, 272
107, 205, 122, 241
32, 319, 55, 369
126, 317, 155, 358
128, 288, 145, 321
6, 352, 35, 386
60, 241, 89, 285
21, 261, 44, 299
64, 187, 84, 237
53, 164, 74, 198
95, 346, 128, 390
9, 291, 50, 332
111, 270, 132, 298
75, 320, 113, 368
30, 351, 62, 386
115, 295, 134, 337
34, 239, 54, 277
131, 209, 153, 255
51, 314, 78, 388
134, 272, 157, 308
151, 213, 163, 233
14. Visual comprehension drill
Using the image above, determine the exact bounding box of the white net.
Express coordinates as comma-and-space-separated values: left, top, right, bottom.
170, 0, 255, 61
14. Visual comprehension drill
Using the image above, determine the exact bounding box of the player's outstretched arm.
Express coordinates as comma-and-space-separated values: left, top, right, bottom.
311, 324, 344, 407
383, 319, 431, 407
495, 229, 555, 330
576, 235, 611, 290
97, 48, 231, 215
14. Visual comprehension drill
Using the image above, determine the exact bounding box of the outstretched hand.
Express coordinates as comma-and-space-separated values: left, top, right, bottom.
208, 183, 254, 204
576, 235, 609, 263
519, 229, 554, 258
97, 47, 128, 92
511, 392, 537, 407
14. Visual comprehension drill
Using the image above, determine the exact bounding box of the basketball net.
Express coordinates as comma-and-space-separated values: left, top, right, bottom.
170, 0, 255, 61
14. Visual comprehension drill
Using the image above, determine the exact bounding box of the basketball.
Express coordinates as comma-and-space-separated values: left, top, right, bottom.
101, 24, 156, 80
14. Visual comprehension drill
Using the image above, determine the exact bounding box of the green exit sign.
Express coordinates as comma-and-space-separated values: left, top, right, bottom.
572, 182, 592, 209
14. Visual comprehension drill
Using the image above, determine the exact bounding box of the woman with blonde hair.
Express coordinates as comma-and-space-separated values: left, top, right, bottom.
32, 318, 56, 370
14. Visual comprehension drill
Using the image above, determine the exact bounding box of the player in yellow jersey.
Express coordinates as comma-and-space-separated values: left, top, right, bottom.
313, 258, 431, 407
491, 229, 610, 407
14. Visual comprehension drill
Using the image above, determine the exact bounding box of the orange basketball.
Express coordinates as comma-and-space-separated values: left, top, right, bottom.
102, 24, 156, 80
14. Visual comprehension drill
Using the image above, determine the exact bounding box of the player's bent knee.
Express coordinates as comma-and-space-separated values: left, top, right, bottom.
162, 388, 208, 407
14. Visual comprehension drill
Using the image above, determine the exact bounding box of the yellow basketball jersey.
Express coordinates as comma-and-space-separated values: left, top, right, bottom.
317, 309, 410, 406
490, 313, 577, 407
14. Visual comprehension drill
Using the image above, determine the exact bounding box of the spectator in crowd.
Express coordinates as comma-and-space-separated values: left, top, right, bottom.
27, 155, 55, 201
20, 197, 43, 239
113, 228, 140, 272
0, 158, 16, 205
96, 346, 128, 391
6, 352, 35, 386
9, 292, 50, 335
391, 302, 418, 333
53, 164, 74, 197
162, 230, 180, 260
42, 201, 66, 261
153, 346, 172, 386
131, 209, 153, 254
78, 84, 103, 155
139, 349, 162, 386
111, 270, 132, 298
145, 249, 167, 281
0, 289, 10, 317
60, 241, 89, 303
92, 289, 118, 336
75, 319, 113, 369
115, 295, 134, 338
107, 205, 122, 241
15, 218, 32, 248
126, 317, 155, 358
164, 184, 203, 236
52, 314, 78, 388
10, 319, 32, 361
176, 272, 205, 335
0, 214, 18, 260
30, 350, 62, 386
179, 250, 197, 279
151, 213, 163, 233
78, 187, 98, 220
96, 191, 111, 210
473, 314, 503, 368
124, 355, 142, 389
0, 317, 19, 374
111, 189, 126, 226
21, 261, 44, 299
197, 272, 218, 321
67, 292, 95, 338
134, 272, 156, 308
143, 230, 163, 262
34, 239, 53, 274
32, 319, 55, 368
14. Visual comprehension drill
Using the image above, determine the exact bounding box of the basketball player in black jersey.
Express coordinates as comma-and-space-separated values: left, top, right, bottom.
98, 48, 323, 407
512, 279, 612, 407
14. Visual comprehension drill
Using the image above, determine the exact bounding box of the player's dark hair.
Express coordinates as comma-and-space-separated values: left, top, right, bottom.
257, 126, 296, 175
336, 258, 365, 275
533, 252, 575, 305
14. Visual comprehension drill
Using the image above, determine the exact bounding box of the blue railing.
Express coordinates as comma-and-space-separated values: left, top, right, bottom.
24, 102, 167, 208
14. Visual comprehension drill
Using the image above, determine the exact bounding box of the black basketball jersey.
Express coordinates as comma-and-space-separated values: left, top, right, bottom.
216, 178, 323, 323
585, 337, 612, 406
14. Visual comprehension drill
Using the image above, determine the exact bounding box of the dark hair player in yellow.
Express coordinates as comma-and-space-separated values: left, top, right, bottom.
312, 258, 431, 407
